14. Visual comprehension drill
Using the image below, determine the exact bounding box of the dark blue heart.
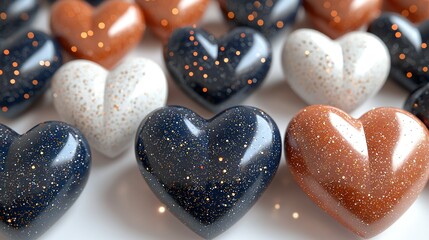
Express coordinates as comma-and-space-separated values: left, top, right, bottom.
135, 106, 281, 238
0, 30, 62, 118
404, 83, 429, 128
165, 27, 272, 112
219, 0, 301, 37
0, 0, 39, 38
0, 121, 91, 239
368, 13, 429, 91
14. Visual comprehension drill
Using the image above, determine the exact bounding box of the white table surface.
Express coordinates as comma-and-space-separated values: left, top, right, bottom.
2, 1, 429, 240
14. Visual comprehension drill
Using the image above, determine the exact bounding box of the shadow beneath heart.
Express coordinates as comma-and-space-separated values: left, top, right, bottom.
104, 166, 200, 240
258, 165, 358, 240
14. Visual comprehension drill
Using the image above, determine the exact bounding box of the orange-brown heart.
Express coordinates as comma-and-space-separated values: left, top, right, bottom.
384, 0, 429, 23
286, 105, 429, 238
303, 0, 382, 38
135, 0, 209, 41
50, 0, 145, 68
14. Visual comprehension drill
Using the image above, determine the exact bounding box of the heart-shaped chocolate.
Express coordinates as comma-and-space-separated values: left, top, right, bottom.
165, 27, 271, 112
368, 13, 429, 91
135, 106, 281, 238
404, 83, 429, 128
385, 0, 429, 23
286, 105, 429, 238
136, 0, 209, 41
52, 58, 167, 158
0, 30, 62, 118
0, 121, 91, 239
303, 0, 382, 38
50, 0, 145, 69
0, 0, 38, 38
282, 29, 390, 112
218, 0, 301, 37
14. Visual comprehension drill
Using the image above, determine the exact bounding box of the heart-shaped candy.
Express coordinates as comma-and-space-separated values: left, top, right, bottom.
303, 0, 382, 38
286, 105, 429, 238
385, 0, 429, 23
368, 13, 429, 91
52, 58, 167, 158
218, 0, 301, 37
135, 106, 281, 238
0, 0, 38, 38
282, 29, 389, 112
165, 27, 271, 112
0, 30, 62, 118
404, 83, 429, 128
50, 0, 145, 69
0, 121, 91, 239
136, 0, 209, 41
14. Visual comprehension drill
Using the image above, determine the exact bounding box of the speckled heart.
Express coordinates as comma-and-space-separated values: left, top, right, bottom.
384, 0, 429, 23
50, 0, 145, 68
165, 27, 271, 112
303, 0, 382, 38
52, 58, 167, 158
286, 105, 429, 238
0, 121, 91, 239
0, 30, 62, 118
282, 29, 390, 112
135, 106, 281, 238
368, 13, 429, 91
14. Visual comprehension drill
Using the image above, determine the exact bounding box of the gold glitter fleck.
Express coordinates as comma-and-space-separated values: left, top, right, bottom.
161, 19, 168, 27
171, 8, 179, 15
227, 11, 235, 19
98, 22, 105, 29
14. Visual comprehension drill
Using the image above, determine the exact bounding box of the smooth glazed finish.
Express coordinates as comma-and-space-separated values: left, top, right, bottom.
385, 0, 429, 23
286, 105, 429, 238
52, 58, 167, 158
218, 0, 301, 37
0, 121, 91, 240
282, 29, 390, 112
0, 30, 62, 118
303, 0, 382, 38
50, 0, 145, 69
135, 106, 281, 239
404, 83, 429, 128
136, 0, 209, 41
368, 13, 429, 91
165, 27, 271, 112
0, 0, 38, 38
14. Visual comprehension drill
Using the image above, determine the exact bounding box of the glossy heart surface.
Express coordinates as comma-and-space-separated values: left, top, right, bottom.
0, 121, 91, 239
136, 0, 209, 41
282, 29, 389, 112
52, 58, 167, 158
0, 30, 62, 118
0, 0, 38, 38
165, 27, 271, 112
286, 105, 429, 238
135, 106, 281, 238
303, 0, 382, 38
218, 0, 301, 37
385, 0, 429, 23
50, 0, 145, 69
404, 83, 429, 128
368, 13, 429, 91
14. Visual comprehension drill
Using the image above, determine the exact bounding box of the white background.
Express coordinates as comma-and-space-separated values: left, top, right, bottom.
2, 1, 429, 240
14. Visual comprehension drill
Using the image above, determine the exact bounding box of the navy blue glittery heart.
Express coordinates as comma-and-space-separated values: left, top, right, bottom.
219, 0, 301, 37
0, 0, 39, 38
165, 27, 272, 112
135, 106, 281, 238
404, 83, 429, 128
0, 121, 91, 239
0, 30, 62, 118
368, 13, 429, 91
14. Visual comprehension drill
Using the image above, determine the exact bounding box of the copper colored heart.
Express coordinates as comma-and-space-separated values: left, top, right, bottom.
50, 0, 145, 68
286, 105, 429, 238
303, 0, 382, 38
136, 0, 209, 41
385, 0, 429, 23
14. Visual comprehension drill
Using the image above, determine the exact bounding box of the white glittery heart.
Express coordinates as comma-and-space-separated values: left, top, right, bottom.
52, 58, 168, 158
282, 29, 390, 112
